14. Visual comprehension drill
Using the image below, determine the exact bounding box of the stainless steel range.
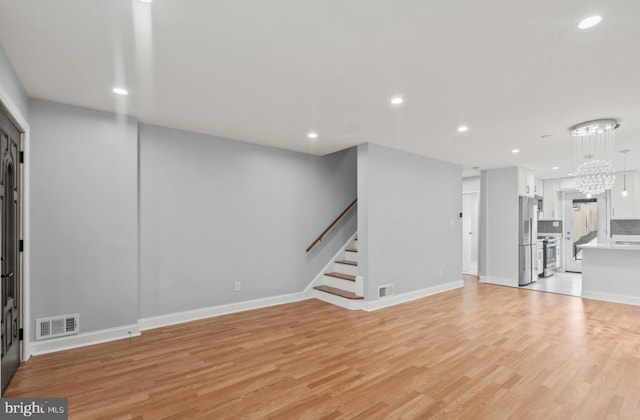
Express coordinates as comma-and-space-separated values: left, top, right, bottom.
539, 236, 558, 277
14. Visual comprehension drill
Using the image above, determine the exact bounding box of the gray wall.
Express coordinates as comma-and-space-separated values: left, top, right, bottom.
357, 143, 462, 299
139, 124, 356, 317
29, 99, 139, 339
0, 44, 29, 120
478, 167, 519, 284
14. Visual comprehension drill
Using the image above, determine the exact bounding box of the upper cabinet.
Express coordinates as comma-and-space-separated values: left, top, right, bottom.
517, 167, 536, 197
611, 170, 640, 219
542, 179, 559, 220
534, 178, 544, 197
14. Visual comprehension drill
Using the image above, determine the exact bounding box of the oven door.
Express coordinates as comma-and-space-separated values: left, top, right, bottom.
545, 242, 557, 266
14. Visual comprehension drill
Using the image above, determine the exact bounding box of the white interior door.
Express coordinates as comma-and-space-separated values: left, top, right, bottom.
462, 192, 479, 274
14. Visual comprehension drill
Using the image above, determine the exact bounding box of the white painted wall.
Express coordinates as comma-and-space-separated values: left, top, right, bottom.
358, 144, 462, 300
463, 176, 480, 193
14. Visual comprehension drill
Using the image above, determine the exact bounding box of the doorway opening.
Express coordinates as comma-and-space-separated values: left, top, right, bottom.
462, 192, 479, 275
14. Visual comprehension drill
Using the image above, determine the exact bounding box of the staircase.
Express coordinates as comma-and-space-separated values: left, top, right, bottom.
312, 236, 363, 306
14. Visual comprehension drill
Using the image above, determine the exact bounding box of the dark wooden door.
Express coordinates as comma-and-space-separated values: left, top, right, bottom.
0, 107, 21, 395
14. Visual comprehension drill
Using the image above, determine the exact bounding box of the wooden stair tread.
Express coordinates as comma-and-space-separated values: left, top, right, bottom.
345, 248, 358, 252
325, 272, 356, 281
314, 285, 363, 300
335, 260, 358, 266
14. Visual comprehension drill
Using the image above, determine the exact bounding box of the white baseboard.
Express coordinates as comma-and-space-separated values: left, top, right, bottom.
479, 275, 518, 288
581, 290, 640, 307
363, 280, 464, 311
138, 292, 307, 331
30, 324, 140, 356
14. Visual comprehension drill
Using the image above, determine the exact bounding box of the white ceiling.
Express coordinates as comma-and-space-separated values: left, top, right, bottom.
1, 0, 639, 179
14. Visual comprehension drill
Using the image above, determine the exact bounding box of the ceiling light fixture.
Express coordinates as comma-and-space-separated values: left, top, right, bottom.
390, 96, 403, 105
112, 87, 129, 96
578, 15, 602, 29
138, 0, 153, 3
307, 132, 318, 139
570, 119, 619, 197
457, 125, 469, 133
552, 166, 559, 170
512, 149, 520, 154
620, 149, 630, 197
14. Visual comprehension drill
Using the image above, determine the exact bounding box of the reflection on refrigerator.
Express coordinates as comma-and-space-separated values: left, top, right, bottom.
519, 196, 538, 286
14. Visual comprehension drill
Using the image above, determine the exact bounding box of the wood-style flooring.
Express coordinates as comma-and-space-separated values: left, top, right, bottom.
6, 277, 640, 419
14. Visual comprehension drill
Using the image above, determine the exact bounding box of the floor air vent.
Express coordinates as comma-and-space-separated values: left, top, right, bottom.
378, 284, 394, 298
36, 314, 79, 340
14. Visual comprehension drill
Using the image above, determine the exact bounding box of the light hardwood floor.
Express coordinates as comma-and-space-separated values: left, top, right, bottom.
6, 277, 640, 419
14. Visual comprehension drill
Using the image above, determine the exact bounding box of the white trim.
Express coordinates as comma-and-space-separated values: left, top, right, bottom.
302, 231, 358, 297
0, 82, 31, 362
138, 292, 307, 331
581, 290, 640, 307
30, 324, 140, 356
479, 275, 517, 288
363, 280, 464, 311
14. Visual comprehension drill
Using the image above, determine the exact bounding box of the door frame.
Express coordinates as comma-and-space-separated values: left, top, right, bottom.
562, 190, 608, 272
0, 83, 30, 369
462, 191, 479, 274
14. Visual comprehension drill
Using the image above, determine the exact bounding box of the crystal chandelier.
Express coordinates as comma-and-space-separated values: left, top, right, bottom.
570, 119, 618, 197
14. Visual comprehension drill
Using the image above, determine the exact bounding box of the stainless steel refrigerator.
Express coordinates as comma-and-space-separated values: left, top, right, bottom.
518, 196, 538, 286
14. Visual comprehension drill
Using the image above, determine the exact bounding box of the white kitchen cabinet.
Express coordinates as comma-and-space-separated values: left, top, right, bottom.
518, 167, 535, 197
542, 179, 559, 220
534, 178, 544, 197
611, 170, 640, 219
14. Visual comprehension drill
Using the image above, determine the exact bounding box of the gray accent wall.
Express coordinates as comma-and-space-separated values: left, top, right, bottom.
357, 143, 462, 299
139, 124, 356, 317
29, 99, 139, 339
0, 45, 29, 120
478, 167, 519, 284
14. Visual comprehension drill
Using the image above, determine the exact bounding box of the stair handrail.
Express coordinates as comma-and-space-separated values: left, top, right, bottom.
306, 198, 357, 252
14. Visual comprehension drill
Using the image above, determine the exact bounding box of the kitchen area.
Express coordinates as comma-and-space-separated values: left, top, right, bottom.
477, 161, 640, 305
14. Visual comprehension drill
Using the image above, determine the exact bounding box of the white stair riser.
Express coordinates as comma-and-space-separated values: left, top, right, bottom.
323, 276, 356, 292
312, 289, 362, 310
333, 262, 357, 276
352, 240, 358, 251
344, 251, 358, 261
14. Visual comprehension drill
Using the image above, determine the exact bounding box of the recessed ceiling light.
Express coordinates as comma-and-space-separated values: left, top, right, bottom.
139, 0, 153, 3
390, 96, 403, 105
578, 15, 602, 29
457, 125, 469, 133
512, 149, 520, 154
308, 132, 318, 139
112, 87, 129, 96
552, 166, 559, 170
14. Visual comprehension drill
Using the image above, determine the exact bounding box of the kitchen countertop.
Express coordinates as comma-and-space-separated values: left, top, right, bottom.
578, 242, 640, 251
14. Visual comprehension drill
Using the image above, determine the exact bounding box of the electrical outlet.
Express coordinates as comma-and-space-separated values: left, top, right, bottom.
234, 281, 241, 292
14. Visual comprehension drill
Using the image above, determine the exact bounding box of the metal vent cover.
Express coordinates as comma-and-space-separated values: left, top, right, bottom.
35, 314, 79, 340
378, 284, 394, 298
